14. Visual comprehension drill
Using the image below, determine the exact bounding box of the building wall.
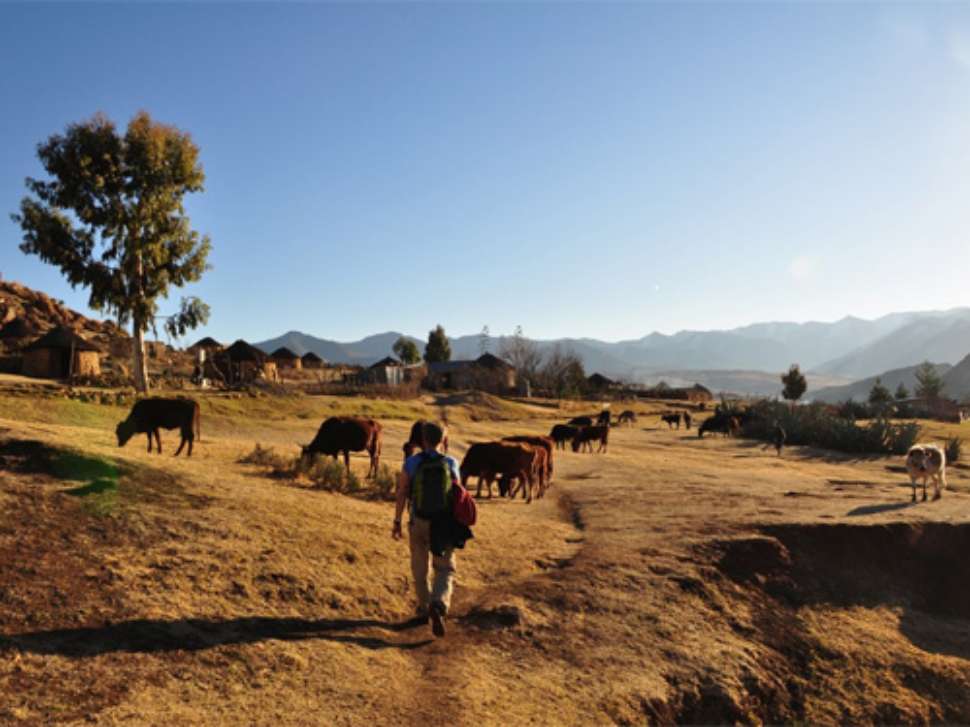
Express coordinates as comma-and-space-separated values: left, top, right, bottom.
275, 358, 302, 371
75, 351, 100, 377
22, 348, 99, 378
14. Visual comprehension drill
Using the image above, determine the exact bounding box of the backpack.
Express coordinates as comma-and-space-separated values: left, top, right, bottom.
412, 453, 454, 518
452, 483, 477, 527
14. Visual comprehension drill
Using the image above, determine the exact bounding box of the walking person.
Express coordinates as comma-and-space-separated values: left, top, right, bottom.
392, 421, 469, 637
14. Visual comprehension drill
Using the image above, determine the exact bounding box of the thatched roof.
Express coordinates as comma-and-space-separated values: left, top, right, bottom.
271, 347, 300, 360
302, 351, 324, 363
369, 356, 401, 369
189, 336, 222, 350
224, 339, 267, 362
23, 326, 101, 353
0, 318, 37, 340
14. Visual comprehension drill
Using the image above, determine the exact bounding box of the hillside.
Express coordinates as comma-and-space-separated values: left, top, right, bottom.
811, 363, 954, 404
633, 368, 852, 397
4, 388, 970, 723
813, 313, 970, 380
942, 354, 970, 401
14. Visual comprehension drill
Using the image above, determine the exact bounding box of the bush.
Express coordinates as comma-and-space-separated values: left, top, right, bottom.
372, 464, 398, 501
239, 443, 288, 468
306, 456, 361, 493
741, 400, 921, 456
946, 437, 962, 463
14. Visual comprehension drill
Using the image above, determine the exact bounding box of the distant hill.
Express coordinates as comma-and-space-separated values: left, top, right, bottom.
810, 363, 953, 404
812, 311, 970, 379
253, 306, 970, 383
633, 369, 852, 398
942, 354, 970, 401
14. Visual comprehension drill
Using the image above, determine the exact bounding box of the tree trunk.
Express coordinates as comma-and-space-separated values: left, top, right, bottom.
133, 318, 149, 393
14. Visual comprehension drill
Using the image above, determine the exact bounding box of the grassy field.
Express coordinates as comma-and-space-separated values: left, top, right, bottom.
2, 384, 970, 725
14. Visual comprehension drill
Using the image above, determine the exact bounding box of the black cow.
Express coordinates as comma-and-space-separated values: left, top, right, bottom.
116, 398, 201, 456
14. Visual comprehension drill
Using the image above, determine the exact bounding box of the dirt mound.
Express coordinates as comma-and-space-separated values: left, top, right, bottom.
718, 523, 970, 618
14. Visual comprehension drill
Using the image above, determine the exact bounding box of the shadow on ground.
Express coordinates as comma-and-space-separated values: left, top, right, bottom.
2, 616, 434, 657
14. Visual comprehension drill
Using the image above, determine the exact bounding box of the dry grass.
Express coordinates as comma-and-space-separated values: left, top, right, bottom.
2, 383, 970, 724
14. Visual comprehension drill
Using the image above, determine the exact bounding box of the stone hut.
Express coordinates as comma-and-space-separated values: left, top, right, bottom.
221, 339, 278, 384
362, 356, 404, 385
271, 347, 303, 371
427, 353, 517, 393
301, 351, 324, 369
21, 326, 101, 379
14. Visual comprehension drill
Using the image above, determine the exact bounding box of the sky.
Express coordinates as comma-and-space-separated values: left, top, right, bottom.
2, 2, 970, 346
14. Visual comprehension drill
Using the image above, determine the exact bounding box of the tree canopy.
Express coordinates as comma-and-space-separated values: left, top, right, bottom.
895, 382, 910, 401
424, 325, 451, 363
392, 336, 421, 365
12, 111, 211, 391
868, 377, 893, 415
498, 326, 542, 384
781, 364, 807, 404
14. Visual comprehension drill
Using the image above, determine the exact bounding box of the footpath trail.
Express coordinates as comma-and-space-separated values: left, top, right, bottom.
3, 406, 970, 724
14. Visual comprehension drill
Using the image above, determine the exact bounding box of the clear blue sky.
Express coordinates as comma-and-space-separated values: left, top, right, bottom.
2, 2, 969, 345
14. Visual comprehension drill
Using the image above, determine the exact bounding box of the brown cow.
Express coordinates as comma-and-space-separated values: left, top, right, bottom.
402, 419, 449, 460
660, 412, 682, 429
303, 416, 382, 478
568, 415, 593, 427
572, 425, 609, 453
502, 435, 554, 485
460, 441, 541, 503
549, 424, 578, 450
616, 410, 637, 426
116, 397, 200, 456
506, 444, 548, 501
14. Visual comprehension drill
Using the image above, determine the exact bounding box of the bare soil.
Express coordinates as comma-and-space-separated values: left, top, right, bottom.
2, 391, 970, 725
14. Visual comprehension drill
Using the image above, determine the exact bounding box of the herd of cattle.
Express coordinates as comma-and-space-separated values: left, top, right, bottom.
113, 398, 789, 504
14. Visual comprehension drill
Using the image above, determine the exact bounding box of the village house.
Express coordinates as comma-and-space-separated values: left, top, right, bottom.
427, 353, 517, 393
301, 351, 324, 369
270, 346, 302, 371
217, 339, 278, 385
21, 326, 101, 379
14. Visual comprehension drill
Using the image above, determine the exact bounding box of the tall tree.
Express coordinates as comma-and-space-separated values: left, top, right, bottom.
915, 361, 944, 399
895, 382, 910, 401
12, 112, 211, 392
392, 336, 420, 365
868, 377, 893, 416
478, 324, 490, 356
539, 344, 586, 398
424, 325, 451, 363
781, 364, 807, 405
498, 325, 542, 385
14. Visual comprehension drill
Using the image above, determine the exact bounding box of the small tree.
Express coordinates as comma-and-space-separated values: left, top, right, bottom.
539, 344, 586, 398
781, 364, 807, 406
895, 382, 910, 401
914, 361, 944, 400
424, 325, 451, 363
868, 378, 893, 417
12, 111, 211, 392
392, 336, 420, 365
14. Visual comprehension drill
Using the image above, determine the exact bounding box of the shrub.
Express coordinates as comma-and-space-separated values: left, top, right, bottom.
741, 400, 920, 456
239, 443, 287, 468
307, 456, 361, 493
946, 437, 962, 463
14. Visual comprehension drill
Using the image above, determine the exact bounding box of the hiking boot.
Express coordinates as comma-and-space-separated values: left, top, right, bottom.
430, 601, 446, 638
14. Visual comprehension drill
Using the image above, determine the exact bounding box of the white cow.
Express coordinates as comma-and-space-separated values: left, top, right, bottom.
905, 444, 947, 502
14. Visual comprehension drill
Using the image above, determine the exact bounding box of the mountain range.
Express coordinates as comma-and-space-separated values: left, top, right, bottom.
254, 307, 970, 396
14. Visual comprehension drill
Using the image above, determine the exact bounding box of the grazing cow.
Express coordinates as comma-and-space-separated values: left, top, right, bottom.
597, 410, 611, 427
116, 398, 201, 457
402, 419, 449, 460
905, 444, 947, 502
616, 410, 637, 426
698, 415, 730, 438
502, 435, 554, 484
303, 416, 382, 478
682, 412, 692, 430
549, 424, 579, 450
772, 424, 786, 456
571, 425, 609, 453
460, 441, 540, 502
660, 412, 682, 430
568, 415, 593, 427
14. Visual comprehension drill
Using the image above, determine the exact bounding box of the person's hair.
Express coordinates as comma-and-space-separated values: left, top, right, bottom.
422, 421, 445, 449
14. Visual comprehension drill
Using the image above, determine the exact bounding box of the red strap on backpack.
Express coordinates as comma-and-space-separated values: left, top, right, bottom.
452, 482, 477, 527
